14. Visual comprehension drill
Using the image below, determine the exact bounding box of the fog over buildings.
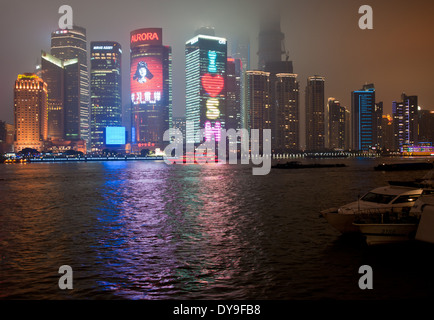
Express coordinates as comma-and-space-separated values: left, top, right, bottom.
1, 0, 433, 128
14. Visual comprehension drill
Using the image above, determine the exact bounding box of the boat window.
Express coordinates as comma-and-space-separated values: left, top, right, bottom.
360, 192, 396, 204
392, 194, 421, 204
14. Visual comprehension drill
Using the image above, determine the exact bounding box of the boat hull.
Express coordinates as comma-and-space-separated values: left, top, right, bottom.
354, 223, 417, 245
321, 209, 359, 234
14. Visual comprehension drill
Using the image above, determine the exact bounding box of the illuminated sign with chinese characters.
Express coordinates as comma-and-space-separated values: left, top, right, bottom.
130, 56, 163, 105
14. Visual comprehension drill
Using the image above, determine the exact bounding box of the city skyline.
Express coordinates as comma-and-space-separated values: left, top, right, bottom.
1, 0, 433, 130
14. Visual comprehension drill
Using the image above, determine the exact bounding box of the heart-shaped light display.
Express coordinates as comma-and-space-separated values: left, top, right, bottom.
201, 73, 224, 97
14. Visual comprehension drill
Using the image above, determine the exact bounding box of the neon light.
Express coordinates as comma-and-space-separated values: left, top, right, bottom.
205, 121, 222, 141
201, 73, 224, 97
131, 32, 159, 43
208, 51, 217, 73
206, 98, 220, 119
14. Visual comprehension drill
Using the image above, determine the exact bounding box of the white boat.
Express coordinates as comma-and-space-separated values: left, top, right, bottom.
320, 185, 423, 234
352, 211, 420, 245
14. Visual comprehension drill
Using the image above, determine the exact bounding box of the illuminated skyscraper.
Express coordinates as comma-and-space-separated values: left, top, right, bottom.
351, 83, 377, 151
51, 26, 90, 144
14, 74, 48, 152
328, 98, 346, 150
40, 51, 65, 141
418, 109, 434, 143
185, 34, 227, 143
226, 58, 242, 130
275, 73, 299, 151
305, 76, 325, 151
90, 42, 122, 151
245, 70, 271, 150
130, 28, 172, 150
392, 93, 418, 148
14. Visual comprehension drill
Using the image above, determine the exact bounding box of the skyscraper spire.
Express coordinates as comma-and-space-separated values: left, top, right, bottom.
257, 8, 286, 70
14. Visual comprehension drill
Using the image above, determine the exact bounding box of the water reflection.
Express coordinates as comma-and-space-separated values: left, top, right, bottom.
1, 158, 434, 299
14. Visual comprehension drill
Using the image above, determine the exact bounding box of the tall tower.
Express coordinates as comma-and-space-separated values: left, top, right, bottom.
90, 41, 122, 151
351, 83, 377, 151
275, 73, 299, 151
245, 70, 271, 151
40, 51, 65, 141
305, 76, 325, 151
14, 74, 48, 152
257, 9, 286, 70
392, 93, 418, 149
328, 98, 346, 150
51, 26, 90, 144
226, 57, 242, 130
130, 28, 172, 150
185, 34, 227, 143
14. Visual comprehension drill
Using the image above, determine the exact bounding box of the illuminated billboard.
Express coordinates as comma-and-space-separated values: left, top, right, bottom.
130, 28, 162, 48
130, 56, 163, 105
202, 48, 226, 142
105, 126, 126, 145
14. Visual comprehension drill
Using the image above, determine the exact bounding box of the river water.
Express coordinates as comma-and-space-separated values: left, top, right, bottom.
1, 157, 433, 300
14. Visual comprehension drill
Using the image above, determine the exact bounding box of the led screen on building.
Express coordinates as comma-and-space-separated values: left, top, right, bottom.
130, 56, 163, 105
105, 126, 126, 145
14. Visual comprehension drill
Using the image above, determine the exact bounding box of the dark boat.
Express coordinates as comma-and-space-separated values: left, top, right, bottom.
272, 161, 347, 169
374, 162, 433, 171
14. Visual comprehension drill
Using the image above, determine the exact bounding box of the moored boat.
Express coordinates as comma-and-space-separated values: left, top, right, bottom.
320, 185, 423, 234
352, 209, 420, 245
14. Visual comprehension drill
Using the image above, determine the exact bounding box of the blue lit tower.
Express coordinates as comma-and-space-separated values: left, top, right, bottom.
185, 34, 227, 143
90, 42, 122, 151
351, 83, 379, 151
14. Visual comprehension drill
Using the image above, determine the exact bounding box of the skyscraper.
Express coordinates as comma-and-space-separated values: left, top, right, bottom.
226, 58, 242, 130
40, 51, 65, 141
14, 74, 48, 152
275, 73, 299, 151
328, 98, 346, 150
381, 114, 395, 151
351, 83, 377, 151
392, 93, 418, 149
90, 42, 122, 151
418, 109, 434, 143
185, 34, 227, 143
305, 76, 325, 151
130, 28, 172, 150
51, 26, 90, 144
257, 9, 286, 71
245, 70, 271, 151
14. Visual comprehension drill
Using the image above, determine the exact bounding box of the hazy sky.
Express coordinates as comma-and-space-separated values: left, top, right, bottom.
1, 0, 433, 125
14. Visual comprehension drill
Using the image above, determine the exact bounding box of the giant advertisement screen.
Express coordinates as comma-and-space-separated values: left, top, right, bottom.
130, 56, 163, 105
105, 126, 126, 145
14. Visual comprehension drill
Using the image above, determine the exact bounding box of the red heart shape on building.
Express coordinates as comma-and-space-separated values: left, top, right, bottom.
201, 74, 224, 98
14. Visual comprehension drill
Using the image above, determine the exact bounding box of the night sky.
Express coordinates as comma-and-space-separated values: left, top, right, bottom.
1, 0, 433, 129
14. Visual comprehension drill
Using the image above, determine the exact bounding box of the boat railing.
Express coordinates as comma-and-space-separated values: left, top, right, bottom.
353, 206, 419, 225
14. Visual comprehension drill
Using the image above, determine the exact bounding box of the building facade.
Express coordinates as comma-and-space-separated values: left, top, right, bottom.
51, 26, 90, 144
328, 98, 346, 150
40, 51, 65, 141
130, 28, 172, 150
14, 74, 48, 152
275, 73, 299, 152
351, 83, 378, 151
305, 76, 325, 151
245, 70, 271, 151
185, 34, 227, 143
90, 41, 122, 151
226, 58, 242, 130
392, 93, 418, 149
